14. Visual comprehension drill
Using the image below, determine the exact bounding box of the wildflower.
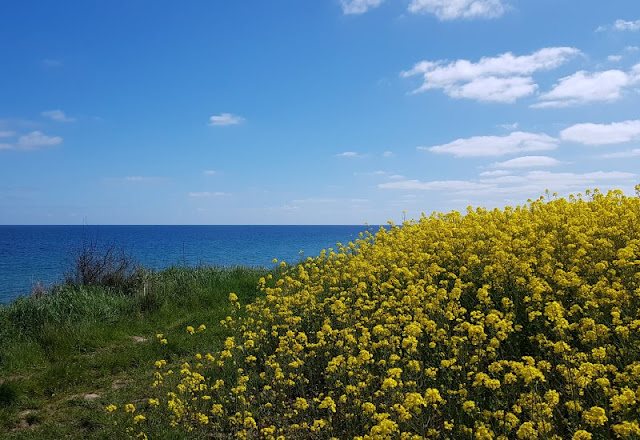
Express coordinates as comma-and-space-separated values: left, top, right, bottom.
295, 397, 309, 410
105, 404, 117, 413
121, 189, 640, 439
125, 403, 135, 413
463, 400, 476, 413
186, 326, 195, 334
516, 422, 538, 439
362, 402, 376, 414
319, 396, 336, 413
583, 406, 608, 427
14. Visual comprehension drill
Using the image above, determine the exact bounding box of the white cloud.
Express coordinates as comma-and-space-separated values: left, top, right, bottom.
0, 143, 12, 150
0, 131, 15, 138
478, 174, 525, 184
123, 176, 163, 183
626, 46, 640, 52
490, 155, 560, 168
597, 20, 640, 32
340, 0, 507, 19
188, 191, 230, 197
209, 113, 245, 126
560, 120, 640, 145
380, 179, 492, 191
614, 19, 640, 31
42, 109, 76, 122
335, 151, 362, 158
355, 170, 405, 180
499, 122, 519, 130
340, 0, 383, 14
479, 170, 511, 177
522, 170, 635, 185
534, 66, 640, 108
492, 171, 636, 193
204, 170, 217, 176
422, 131, 558, 157
402, 47, 580, 102
17, 131, 62, 149
601, 149, 640, 159
380, 171, 636, 200
447, 76, 537, 103
607, 55, 622, 62
408, 0, 506, 20
382, 150, 395, 158
291, 198, 338, 204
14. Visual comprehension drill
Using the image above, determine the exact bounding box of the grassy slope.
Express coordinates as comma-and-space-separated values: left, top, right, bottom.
0, 266, 268, 439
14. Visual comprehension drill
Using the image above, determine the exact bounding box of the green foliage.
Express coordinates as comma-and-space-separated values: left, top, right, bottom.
0, 265, 268, 439
0, 382, 19, 408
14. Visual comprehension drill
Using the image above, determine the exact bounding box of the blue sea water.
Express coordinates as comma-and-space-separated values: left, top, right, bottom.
0, 225, 378, 304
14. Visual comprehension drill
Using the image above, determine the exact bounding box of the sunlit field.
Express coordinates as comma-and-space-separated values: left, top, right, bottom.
110, 188, 640, 439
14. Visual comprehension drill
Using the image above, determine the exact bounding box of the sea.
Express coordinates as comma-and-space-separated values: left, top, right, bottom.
0, 225, 379, 304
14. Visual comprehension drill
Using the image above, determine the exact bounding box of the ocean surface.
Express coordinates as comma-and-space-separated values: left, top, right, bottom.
0, 225, 379, 304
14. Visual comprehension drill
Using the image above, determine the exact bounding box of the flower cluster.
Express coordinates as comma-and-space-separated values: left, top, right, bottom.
111, 188, 640, 439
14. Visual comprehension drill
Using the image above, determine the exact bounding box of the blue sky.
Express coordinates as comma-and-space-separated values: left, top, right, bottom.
1, 0, 639, 225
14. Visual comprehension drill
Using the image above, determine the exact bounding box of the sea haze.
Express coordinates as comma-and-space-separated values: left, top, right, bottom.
0, 225, 379, 304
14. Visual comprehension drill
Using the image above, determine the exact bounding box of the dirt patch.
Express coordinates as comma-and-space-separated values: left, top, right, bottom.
15, 409, 39, 430
130, 336, 147, 343
111, 379, 131, 389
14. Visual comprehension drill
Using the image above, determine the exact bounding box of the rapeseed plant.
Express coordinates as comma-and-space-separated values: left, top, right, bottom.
110, 188, 640, 439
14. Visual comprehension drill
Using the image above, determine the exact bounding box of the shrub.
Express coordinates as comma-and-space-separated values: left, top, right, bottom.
64, 240, 143, 294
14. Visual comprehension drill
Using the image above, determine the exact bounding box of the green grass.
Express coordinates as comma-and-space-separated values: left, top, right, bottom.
0, 265, 269, 439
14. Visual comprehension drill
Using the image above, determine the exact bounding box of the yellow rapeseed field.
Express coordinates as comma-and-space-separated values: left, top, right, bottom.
112, 188, 640, 439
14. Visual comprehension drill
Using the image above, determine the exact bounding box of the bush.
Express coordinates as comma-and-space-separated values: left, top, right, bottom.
63, 240, 143, 294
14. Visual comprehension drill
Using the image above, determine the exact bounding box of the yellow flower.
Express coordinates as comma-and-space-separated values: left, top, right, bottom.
319, 396, 336, 413
133, 414, 146, 424
463, 400, 476, 413
125, 189, 640, 439
572, 431, 592, 440
124, 403, 135, 413
362, 402, 376, 414
294, 397, 309, 410
105, 404, 117, 413
198, 324, 206, 332
516, 422, 538, 439
583, 406, 608, 427
186, 326, 195, 334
